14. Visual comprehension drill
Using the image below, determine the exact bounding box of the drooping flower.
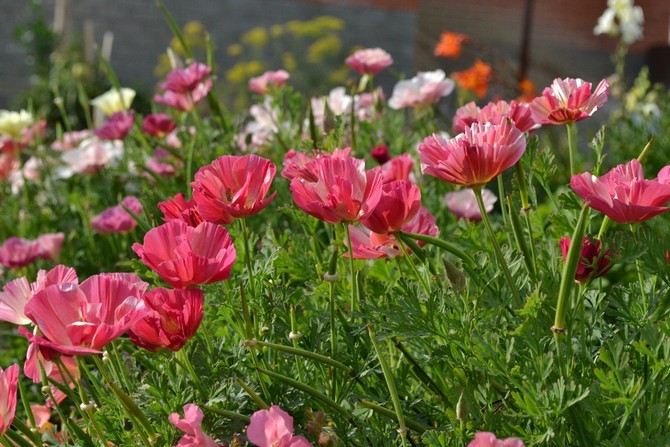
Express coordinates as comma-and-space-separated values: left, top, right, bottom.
389, 70, 455, 109
247, 405, 312, 447
345, 47, 393, 75
468, 432, 525, 447
560, 236, 614, 284
94, 110, 135, 141
289, 154, 383, 224
142, 113, 176, 137
530, 77, 609, 125
419, 120, 526, 187
434, 31, 468, 59
192, 154, 277, 224
158, 193, 204, 227
154, 62, 213, 112
90, 88, 136, 117
169, 404, 219, 447
132, 220, 236, 289
451, 59, 493, 99
19, 273, 148, 356
445, 188, 497, 221
361, 180, 421, 234
0, 364, 18, 435
249, 70, 290, 95
90, 196, 143, 234
570, 158, 670, 224
128, 288, 204, 352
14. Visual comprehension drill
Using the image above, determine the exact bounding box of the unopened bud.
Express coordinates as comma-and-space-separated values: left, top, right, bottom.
456, 389, 468, 421
102, 351, 110, 363
260, 326, 270, 334
289, 331, 303, 341
80, 402, 96, 412
244, 339, 258, 347
323, 272, 339, 282
41, 386, 50, 395
444, 261, 466, 292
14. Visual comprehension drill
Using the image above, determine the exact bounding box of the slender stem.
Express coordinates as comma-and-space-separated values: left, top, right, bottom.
597, 216, 611, 240
343, 223, 358, 316
176, 349, 206, 401
240, 283, 271, 400
397, 237, 431, 295
497, 176, 508, 226
234, 376, 269, 409
240, 218, 257, 299
326, 244, 339, 398
630, 224, 648, 307
506, 195, 536, 282
249, 339, 351, 372
515, 161, 537, 273
397, 231, 476, 270
566, 122, 577, 177
473, 186, 522, 307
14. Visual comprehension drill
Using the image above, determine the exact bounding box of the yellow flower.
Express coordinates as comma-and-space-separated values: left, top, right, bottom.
228, 43, 243, 57
241, 27, 268, 48
307, 35, 342, 64
90, 87, 136, 116
282, 53, 297, 72
0, 110, 34, 138
271, 25, 283, 38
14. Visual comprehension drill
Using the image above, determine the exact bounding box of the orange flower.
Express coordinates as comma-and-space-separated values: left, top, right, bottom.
517, 78, 537, 102
434, 32, 468, 59
451, 59, 492, 98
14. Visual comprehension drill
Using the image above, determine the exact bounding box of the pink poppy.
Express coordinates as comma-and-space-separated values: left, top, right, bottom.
57, 138, 123, 177
361, 180, 421, 234
530, 77, 609, 125
94, 110, 134, 141
90, 196, 143, 234
145, 148, 179, 177
132, 220, 236, 289
468, 432, 525, 447
51, 130, 92, 152
281, 148, 351, 182
370, 145, 391, 164
0, 237, 40, 269
247, 405, 312, 447
34, 233, 64, 261
154, 85, 212, 112
142, 113, 176, 137
570, 159, 670, 224
169, 404, 219, 447
128, 287, 204, 352
154, 63, 213, 112
249, 70, 290, 95
452, 102, 482, 135
191, 154, 277, 223
380, 153, 415, 184
345, 47, 393, 75
419, 120, 526, 187
0, 364, 18, 435
560, 236, 614, 284
388, 70, 454, 109
19, 273, 148, 356
29, 404, 52, 432
0, 277, 31, 325
289, 155, 383, 224
445, 188, 497, 221
158, 193, 204, 227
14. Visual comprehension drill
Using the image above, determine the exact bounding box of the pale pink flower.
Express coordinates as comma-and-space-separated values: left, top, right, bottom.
34, 233, 64, 261
530, 77, 609, 125
169, 404, 219, 447
0, 364, 18, 435
57, 138, 123, 178
388, 70, 455, 109
145, 148, 179, 177
327, 87, 353, 116
249, 70, 290, 95
50, 130, 92, 152
452, 101, 482, 135
468, 432, 525, 447
445, 188, 497, 221
90, 196, 143, 234
155, 63, 213, 112
247, 405, 312, 447
30, 404, 52, 432
345, 48, 393, 75
0, 277, 32, 325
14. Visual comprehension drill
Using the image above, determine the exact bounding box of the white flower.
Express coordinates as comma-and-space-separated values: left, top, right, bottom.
594, 0, 644, 44
90, 88, 136, 116
56, 138, 123, 178
0, 110, 34, 138
327, 87, 353, 116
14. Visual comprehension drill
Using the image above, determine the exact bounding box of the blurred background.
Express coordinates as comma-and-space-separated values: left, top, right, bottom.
1, 0, 668, 111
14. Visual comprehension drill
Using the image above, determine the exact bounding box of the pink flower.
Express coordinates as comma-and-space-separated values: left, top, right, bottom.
50, 130, 91, 151
132, 220, 236, 289
361, 180, 421, 234
57, 138, 123, 178
155, 63, 213, 112
388, 70, 454, 109
91, 196, 143, 234
128, 288, 204, 352
370, 145, 391, 164
191, 154, 277, 223
24, 342, 79, 406
445, 188, 497, 221
380, 153, 415, 184
249, 70, 290, 95
247, 405, 312, 447
0, 364, 18, 435
19, 273, 148, 356
145, 148, 179, 177
345, 48, 393, 75
142, 113, 176, 137
289, 155, 383, 224
530, 77, 609, 125
34, 233, 64, 261
0, 237, 40, 269
452, 101, 482, 135
281, 148, 351, 182
0, 153, 19, 181
169, 404, 219, 447
560, 236, 614, 284
570, 159, 670, 224
419, 120, 526, 187
94, 110, 134, 141
468, 432, 525, 447
158, 193, 204, 227
454, 101, 540, 135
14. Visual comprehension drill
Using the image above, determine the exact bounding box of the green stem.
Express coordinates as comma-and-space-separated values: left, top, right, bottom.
240, 218, 257, 299
344, 223, 358, 316
506, 195, 536, 282
234, 376, 269, 409
397, 231, 476, 271
240, 283, 271, 400
248, 340, 351, 372
358, 400, 432, 433
630, 225, 648, 307
397, 237, 431, 295
176, 349, 206, 401
566, 122, 577, 177
497, 176, 508, 226
393, 339, 447, 401
201, 405, 250, 424
515, 162, 537, 273
474, 186, 522, 307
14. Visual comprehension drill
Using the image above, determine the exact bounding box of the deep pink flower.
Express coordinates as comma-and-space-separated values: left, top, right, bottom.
478, 100, 540, 133
91, 196, 143, 234
146, 148, 179, 177
281, 148, 351, 182
169, 404, 219, 447
419, 120, 526, 187
158, 193, 204, 227
345, 48, 393, 75
94, 110, 134, 141
445, 188, 497, 221
289, 155, 383, 224
0, 364, 18, 434
570, 159, 670, 224
530, 77, 609, 125
0, 237, 40, 269
380, 153, 414, 184
155, 63, 213, 112
249, 70, 290, 95
192, 154, 277, 223
388, 70, 454, 109
370, 145, 390, 164
154, 84, 212, 112
247, 405, 312, 447
560, 236, 614, 284
468, 432, 525, 447
0, 153, 19, 181
132, 220, 236, 289
128, 288, 204, 352
361, 180, 421, 234
20, 273, 148, 356
142, 113, 176, 137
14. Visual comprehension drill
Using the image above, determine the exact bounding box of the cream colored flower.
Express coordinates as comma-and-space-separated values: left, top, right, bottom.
90, 88, 136, 116
0, 110, 34, 138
